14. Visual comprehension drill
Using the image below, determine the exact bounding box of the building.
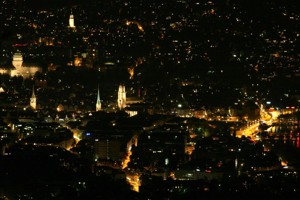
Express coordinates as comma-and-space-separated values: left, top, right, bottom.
95, 138, 124, 161
69, 13, 75, 28
12, 52, 23, 68
118, 85, 126, 109
8, 52, 42, 78
0, 64, 14, 75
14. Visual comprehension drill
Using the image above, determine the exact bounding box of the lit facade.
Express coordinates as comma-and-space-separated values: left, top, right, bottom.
69, 14, 75, 28
12, 52, 23, 68
118, 85, 126, 109
10, 53, 42, 78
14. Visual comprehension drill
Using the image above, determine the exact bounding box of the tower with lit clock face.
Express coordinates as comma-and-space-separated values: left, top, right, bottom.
30, 86, 36, 110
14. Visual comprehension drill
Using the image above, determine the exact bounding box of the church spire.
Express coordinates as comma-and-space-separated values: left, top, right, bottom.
96, 85, 101, 111
30, 85, 36, 110
31, 85, 35, 98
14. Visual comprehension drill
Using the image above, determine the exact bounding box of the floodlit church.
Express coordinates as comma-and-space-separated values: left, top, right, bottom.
116, 84, 143, 117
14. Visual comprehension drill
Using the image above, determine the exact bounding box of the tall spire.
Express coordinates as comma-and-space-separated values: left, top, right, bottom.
31, 85, 35, 98
96, 85, 101, 111
30, 85, 36, 110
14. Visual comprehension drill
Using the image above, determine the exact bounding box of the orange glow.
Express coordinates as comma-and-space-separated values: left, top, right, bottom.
122, 151, 132, 169
74, 57, 82, 67
123, 141, 140, 192
236, 123, 259, 139
185, 144, 195, 155
127, 57, 144, 79
73, 131, 81, 145
137, 24, 144, 32
57, 104, 64, 112
128, 67, 134, 79
126, 173, 141, 192
281, 160, 288, 167
126, 20, 144, 32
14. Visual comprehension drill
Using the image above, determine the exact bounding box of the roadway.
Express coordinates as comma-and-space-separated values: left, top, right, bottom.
236, 123, 259, 139
236, 109, 280, 140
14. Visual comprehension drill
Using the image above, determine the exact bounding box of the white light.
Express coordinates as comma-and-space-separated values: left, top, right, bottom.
165, 158, 169, 165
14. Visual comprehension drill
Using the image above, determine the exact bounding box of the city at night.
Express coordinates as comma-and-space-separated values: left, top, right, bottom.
0, 0, 300, 199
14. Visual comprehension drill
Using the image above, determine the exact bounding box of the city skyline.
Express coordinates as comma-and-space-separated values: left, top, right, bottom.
0, 0, 300, 199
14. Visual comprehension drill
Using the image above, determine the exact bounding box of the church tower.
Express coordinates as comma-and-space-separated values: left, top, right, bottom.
117, 85, 126, 109
69, 13, 75, 28
96, 86, 101, 111
30, 86, 36, 110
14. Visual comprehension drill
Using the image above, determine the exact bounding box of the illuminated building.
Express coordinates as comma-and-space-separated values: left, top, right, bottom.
12, 52, 23, 68
0, 64, 14, 75
30, 86, 36, 110
69, 13, 75, 28
96, 86, 101, 111
10, 52, 42, 78
118, 85, 126, 109
124, 97, 144, 117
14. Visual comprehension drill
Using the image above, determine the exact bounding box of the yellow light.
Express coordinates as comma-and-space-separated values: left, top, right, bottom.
128, 67, 134, 79
137, 24, 144, 32
122, 151, 132, 169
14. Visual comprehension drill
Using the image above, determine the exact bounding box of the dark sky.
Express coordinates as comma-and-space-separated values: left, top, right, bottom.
24, 0, 300, 10
25, 0, 83, 8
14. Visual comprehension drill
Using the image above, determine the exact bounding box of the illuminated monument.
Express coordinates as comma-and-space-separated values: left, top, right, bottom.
69, 13, 75, 28
96, 86, 101, 111
117, 85, 126, 109
30, 86, 36, 110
